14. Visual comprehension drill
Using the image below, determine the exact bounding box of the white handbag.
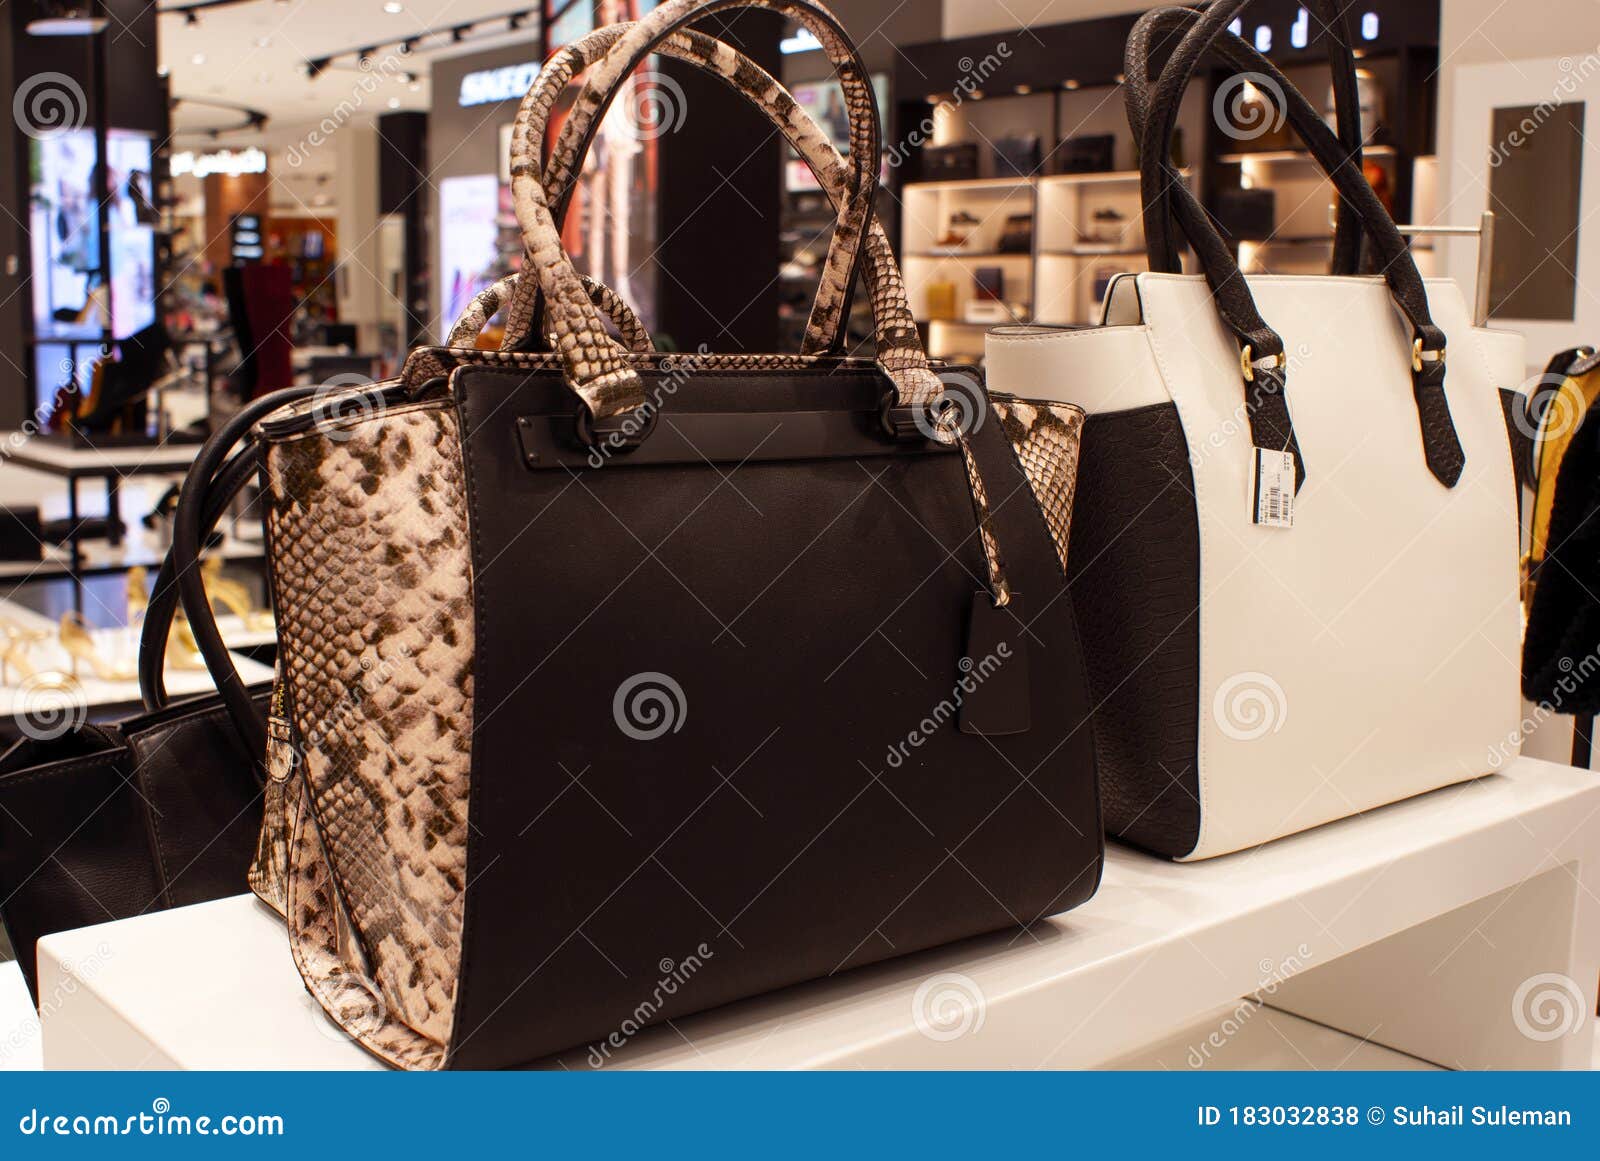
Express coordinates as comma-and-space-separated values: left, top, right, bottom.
985, 2, 1527, 860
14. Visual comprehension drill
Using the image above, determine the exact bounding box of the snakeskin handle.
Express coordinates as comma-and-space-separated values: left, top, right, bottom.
508, 0, 883, 419
448, 272, 654, 353
500, 23, 938, 407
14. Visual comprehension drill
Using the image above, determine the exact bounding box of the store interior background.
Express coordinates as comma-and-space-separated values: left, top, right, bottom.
0, 0, 1594, 646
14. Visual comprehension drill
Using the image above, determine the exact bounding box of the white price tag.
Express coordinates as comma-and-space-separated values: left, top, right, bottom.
1250, 447, 1295, 529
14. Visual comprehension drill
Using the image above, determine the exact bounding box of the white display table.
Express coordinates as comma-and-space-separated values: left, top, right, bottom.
0, 962, 41, 1071
35, 757, 1600, 1070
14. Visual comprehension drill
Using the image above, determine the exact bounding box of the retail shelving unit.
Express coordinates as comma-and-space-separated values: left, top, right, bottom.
31, 756, 1600, 1070
899, 170, 1190, 362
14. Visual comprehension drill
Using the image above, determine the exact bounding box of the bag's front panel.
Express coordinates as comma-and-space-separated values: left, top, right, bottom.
447, 366, 1100, 1069
1138, 273, 1522, 859
263, 402, 475, 1061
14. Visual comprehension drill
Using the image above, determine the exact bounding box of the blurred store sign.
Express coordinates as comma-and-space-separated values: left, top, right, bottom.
172, 148, 268, 179
459, 62, 541, 108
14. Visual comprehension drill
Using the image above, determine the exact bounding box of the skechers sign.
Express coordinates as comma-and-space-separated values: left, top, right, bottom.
459, 62, 541, 107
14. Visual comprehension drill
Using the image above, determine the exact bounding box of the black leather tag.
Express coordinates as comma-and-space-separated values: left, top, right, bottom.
959, 593, 1030, 736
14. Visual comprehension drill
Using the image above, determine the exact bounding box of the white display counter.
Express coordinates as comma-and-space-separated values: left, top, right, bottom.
33, 757, 1600, 1070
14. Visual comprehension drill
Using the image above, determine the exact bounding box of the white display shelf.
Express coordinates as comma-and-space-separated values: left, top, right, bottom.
32, 757, 1600, 1071
1106, 1002, 1440, 1071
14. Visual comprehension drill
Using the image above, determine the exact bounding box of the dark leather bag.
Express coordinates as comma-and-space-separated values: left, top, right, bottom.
180, 0, 1103, 1071
0, 419, 295, 997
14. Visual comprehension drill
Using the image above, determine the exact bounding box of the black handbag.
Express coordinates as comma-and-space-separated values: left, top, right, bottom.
176, 0, 1103, 1071
992, 133, 1042, 177
0, 413, 295, 997
1051, 133, 1115, 174
921, 142, 978, 182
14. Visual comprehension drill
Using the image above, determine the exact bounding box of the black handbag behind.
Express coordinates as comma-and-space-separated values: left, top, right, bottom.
0, 409, 297, 998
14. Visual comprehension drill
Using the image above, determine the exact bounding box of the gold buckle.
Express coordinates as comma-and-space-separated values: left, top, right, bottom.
1412, 337, 1447, 373
1240, 344, 1284, 383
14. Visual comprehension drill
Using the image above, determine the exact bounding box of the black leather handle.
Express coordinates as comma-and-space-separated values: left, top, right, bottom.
517, 0, 881, 359
138, 442, 264, 712
1129, 0, 1366, 275
1130, 3, 1465, 489
138, 386, 320, 756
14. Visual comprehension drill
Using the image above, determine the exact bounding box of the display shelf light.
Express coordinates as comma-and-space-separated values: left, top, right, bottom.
26, 0, 109, 35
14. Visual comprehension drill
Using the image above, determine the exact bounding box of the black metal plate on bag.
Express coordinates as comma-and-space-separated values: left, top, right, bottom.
515, 408, 958, 470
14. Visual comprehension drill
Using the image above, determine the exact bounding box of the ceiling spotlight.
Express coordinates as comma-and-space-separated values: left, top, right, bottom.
452, 24, 471, 42
358, 48, 373, 66
398, 38, 417, 55
192, 52, 206, 65
1063, 78, 1080, 90
27, 1, 110, 35
307, 58, 329, 78
185, 10, 199, 25
509, 12, 525, 30
388, 97, 401, 109
256, 36, 271, 48
384, 1, 404, 12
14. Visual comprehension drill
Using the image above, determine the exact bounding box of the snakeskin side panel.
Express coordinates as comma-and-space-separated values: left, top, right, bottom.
262, 402, 473, 1062
991, 397, 1087, 574
286, 772, 444, 1070
246, 710, 295, 918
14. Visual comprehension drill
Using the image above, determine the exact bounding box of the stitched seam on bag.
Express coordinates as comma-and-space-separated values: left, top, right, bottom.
446, 386, 483, 1068
0, 752, 130, 787
1133, 284, 1207, 860
987, 325, 1151, 345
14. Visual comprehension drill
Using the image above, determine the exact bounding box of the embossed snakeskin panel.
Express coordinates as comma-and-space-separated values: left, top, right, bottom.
262, 402, 473, 1059
991, 397, 1086, 575
246, 709, 295, 918
285, 772, 444, 1070
1067, 402, 1202, 858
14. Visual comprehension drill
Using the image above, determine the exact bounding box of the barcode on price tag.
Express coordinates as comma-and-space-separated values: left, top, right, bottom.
1250, 447, 1295, 529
